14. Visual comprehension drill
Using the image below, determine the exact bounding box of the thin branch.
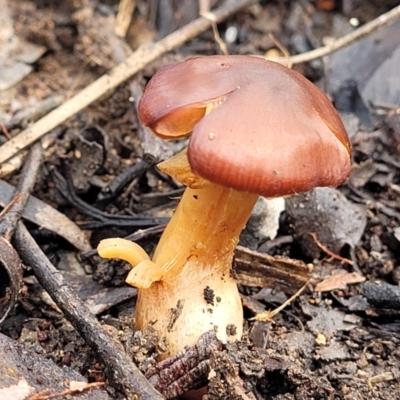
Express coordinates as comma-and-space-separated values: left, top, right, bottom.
0, 143, 43, 240
0, 0, 256, 166
115, 0, 136, 38
267, 33, 291, 68
27, 382, 105, 400
0, 192, 22, 218
267, 4, 400, 65
310, 232, 353, 265
250, 280, 309, 322
13, 222, 164, 400
0, 143, 43, 324
0, 236, 23, 325
201, 11, 230, 55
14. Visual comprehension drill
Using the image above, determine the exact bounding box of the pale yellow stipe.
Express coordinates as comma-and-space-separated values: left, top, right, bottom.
97, 238, 150, 266
97, 150, 259, 359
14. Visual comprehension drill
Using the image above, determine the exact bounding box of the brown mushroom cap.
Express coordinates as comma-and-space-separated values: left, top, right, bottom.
138, 55, 351, 197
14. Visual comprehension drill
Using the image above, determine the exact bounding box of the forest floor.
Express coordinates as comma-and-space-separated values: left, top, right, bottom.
1, 0, 400, 399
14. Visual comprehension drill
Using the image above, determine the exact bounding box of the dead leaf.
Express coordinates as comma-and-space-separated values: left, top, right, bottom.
0, 179, 91, 252
315, 271, 366, 292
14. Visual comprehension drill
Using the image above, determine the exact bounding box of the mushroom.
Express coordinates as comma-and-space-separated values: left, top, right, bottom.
98, 55, 351, 359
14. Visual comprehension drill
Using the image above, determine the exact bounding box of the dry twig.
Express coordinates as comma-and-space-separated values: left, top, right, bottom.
267, 4, 400, 65
27, 382, 106, 400
310, 232, 353, 265
115, 0, 136, 37
13, 222, 164, 400
0, 192, 22, 218
0, 143, 43, 240
0, 0, 255, 166
201, 11, 230, 55
0, 142, 43, 324
250, 281, 309, 322
0, 179, 91, 251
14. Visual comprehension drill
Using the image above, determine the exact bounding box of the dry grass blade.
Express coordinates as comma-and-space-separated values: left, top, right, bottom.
250, 281, 309, 323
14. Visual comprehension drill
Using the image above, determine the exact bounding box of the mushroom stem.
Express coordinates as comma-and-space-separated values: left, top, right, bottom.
135, 181, 258, 358
153, 184, 258, 277
96, 164, 257, 358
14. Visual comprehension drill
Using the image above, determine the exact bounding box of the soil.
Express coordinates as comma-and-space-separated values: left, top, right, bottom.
1, 0, 400, 399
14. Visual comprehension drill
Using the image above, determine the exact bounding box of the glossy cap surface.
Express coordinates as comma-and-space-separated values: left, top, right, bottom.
138, 55, 351, 197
